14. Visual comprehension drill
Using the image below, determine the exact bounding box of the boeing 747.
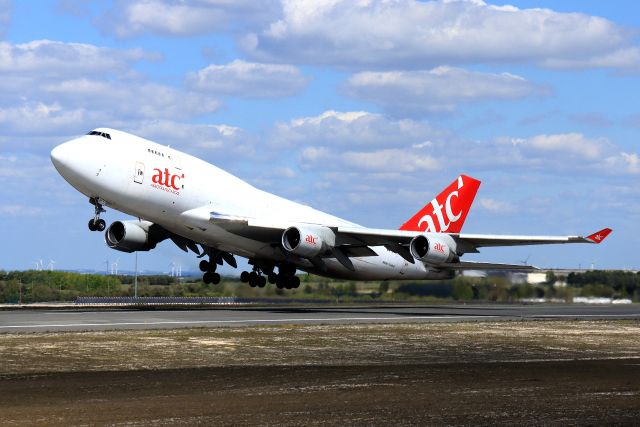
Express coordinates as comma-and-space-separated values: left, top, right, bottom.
50, 128, 611, 289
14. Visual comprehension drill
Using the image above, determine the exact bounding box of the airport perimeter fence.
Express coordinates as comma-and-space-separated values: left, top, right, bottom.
75, 296, 336, 306
75, 296, 238, 306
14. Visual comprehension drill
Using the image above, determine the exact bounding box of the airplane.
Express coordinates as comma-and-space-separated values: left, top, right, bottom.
50, 128, 612, 289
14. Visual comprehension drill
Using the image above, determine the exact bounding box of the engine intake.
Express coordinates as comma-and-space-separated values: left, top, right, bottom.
282, 225, 335, 258
409, 234, 456, 265
105, 220, 158, 253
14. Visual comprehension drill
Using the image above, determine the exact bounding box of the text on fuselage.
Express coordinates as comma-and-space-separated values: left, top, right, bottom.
151, 168, 184, 196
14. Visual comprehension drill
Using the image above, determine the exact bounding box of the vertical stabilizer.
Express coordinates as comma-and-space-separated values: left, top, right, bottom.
399, 175, 481, 233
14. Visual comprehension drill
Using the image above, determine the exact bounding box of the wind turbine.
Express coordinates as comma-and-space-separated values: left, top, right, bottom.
111, 258, 119, 275
47, 260, 56, 271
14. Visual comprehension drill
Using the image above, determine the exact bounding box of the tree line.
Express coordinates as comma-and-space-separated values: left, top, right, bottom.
0, 269, 638, 303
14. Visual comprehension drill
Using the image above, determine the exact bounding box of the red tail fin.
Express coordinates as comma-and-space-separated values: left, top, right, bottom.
399, 175, 481, 233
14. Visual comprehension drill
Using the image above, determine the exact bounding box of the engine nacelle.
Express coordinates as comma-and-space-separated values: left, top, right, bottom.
105, 220, 157, 253
409, 234, 456, 265
281, 225, 335, 258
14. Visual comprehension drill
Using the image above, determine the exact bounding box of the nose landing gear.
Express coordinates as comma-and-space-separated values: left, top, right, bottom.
88, 197, 106, 232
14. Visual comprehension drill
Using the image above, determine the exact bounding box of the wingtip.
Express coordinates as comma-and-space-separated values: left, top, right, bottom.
586, 228, 612, 244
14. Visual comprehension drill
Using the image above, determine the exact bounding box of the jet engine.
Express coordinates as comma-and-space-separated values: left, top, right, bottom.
409, 234, 456, 265
105, 220, 158, 253
281, 225, 336, 258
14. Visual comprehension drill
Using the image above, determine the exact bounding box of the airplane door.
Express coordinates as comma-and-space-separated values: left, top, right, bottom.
134, 161, 145, 184
169, 150, 182, 170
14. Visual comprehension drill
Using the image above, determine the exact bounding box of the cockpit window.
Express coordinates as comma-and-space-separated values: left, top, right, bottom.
86, 130, 111, 140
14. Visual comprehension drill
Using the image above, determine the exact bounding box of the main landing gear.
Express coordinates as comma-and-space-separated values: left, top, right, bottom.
240, 268, 267, 288
88, 197, 106, 232
240, 263, 300, 289
199, 257, 221, 285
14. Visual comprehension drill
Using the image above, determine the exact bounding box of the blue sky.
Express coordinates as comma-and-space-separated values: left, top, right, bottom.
0, 0, 639, 274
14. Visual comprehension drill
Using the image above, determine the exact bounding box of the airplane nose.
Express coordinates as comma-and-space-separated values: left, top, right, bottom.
50, 144, 66, 170
50, 141, 75, 173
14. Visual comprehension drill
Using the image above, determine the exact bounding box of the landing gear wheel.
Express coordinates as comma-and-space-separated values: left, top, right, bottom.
285, 276, 295, 289
203, 271, 213, 284
292, 276, 300, 289
268, 273, 277, 284
258, 276, 267, 288
199, 260, 210, 272
249, 272, 258, 287
88, 197, 107, 232
240, 271, 250, 283
211, 273, 221, 285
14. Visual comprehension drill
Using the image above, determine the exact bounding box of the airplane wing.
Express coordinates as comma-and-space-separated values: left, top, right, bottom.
181, 207, 610, 271
184, 207, 611, 251
336, 226, 612, 253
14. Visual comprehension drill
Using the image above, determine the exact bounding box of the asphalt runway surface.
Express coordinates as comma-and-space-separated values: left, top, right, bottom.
2, 303, 640, 332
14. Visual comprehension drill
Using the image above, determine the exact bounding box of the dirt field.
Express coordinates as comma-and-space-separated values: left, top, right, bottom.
1, 320, 640, 425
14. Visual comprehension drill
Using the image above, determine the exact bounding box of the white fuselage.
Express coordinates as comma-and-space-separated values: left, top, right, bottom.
51, 128, 451, 280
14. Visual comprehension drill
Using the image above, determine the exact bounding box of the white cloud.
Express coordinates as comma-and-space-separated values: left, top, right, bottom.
345, 66, 548, 115
455, 133, 639, 177
605, 152, 640, 175
0, 40, 218, 137
0, 82, 219, 138
276, 111, 447, 175
101, 0, 281, 38
123, 120, 259, 163
187, 60, 308, 98
271, 112, 639, 180
271, 110, 449, 149
542, 47, 640, 72
0, 40, 156, 78
508, 133, 608, 161
43, 79, 220, 120
245, 0, 640, 71
0, 0, 10, 38
479, 198, 516, 213
0, 102, 89, 135
0, 204, 43, 217
342, 149, 439, 173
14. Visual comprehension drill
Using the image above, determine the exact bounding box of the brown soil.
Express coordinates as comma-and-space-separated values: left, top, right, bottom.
1, 321, 640, 425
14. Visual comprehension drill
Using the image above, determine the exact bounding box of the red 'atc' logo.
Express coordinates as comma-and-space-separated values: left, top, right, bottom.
305, 235, 317, 245
433, 242, 446, 253
399, 175, 481, 234
152, 168, 184, 190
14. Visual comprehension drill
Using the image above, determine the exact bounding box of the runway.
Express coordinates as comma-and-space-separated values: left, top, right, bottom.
1, 303, 639, 333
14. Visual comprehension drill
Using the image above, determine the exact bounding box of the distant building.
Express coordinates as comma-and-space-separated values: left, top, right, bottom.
526, 273, 547, 285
